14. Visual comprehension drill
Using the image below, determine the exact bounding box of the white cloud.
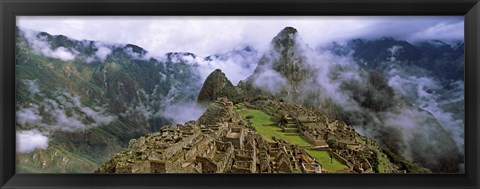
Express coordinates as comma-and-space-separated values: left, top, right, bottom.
382, 108, 432, 160
194, 49, 260, 84
17, 81, 116, 132
253, 69, 288, 95
410, 21, 464, 41
24, 79, 40, 95
80, 107, 115, 126
15, 15, 465, 171
17, 16, 463, 57
16, 130, 49, 153
16, 107, 42, 126
44, 92, 116, 132
94, 42, 112, 61
53, 108, 88, 132
161, 103, 206, 124
22, 29, 77, 61
387, 71, 465, 155
50, 46, 76, 61
387, 45, 403, 62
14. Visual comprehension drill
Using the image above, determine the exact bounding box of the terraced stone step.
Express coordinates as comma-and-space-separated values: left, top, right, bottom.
284, 124, 297, 128
282, 128, 299, 133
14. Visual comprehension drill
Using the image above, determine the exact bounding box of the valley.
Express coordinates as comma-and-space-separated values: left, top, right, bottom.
15, 25, 464, 173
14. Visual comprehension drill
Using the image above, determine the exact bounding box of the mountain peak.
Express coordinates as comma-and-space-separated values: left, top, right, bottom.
280, 26, 298, 34
270, 26, 301, 53
273, 26, 299, 44
244, 26, 309, 100
197, 69, 241, 104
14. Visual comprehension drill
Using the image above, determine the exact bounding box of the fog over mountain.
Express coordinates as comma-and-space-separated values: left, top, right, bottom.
18, 16, 463, 56
238, 27, 463, 172
15, 17, 464, 173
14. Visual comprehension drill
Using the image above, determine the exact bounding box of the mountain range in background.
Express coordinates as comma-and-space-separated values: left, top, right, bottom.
15, 26, 464, 173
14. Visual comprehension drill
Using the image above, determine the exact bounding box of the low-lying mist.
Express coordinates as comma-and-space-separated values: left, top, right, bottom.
15, 26, 464, 172
248, 33, 464, 172
162, 103, 206, 124
16, 80, 116, 153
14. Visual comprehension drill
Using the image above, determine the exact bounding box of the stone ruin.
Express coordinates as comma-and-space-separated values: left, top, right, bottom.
96, 97, 407, 174
249, 99, 377, 173
95, 98, 322, 173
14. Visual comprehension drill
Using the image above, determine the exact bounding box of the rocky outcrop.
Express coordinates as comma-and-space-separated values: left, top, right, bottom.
239, 27, 463, 173
241, 27, 310, 100
197, 69, 242, 104
197, 98, 240, 126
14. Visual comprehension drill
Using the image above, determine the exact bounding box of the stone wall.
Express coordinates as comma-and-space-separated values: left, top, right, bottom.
232, 161, 254, 173
301, 128, 327, 146
300, 162, 322, 173
214, 141, 234, 173
196, 156, 217, 173
131, 161, 153, 173
331, 151, 352, 169
151, 161, 167, 173
114, 162, 133, 173
225, 127, 244, 149
185, 136, 215, 160
162, 131, 201, 160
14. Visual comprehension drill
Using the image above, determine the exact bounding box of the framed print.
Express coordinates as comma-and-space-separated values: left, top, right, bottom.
1, 0, 479, 188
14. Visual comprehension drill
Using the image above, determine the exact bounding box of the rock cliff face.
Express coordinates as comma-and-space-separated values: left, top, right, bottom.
256, 26, 310, 86
241, 27, 310, 100
197, 98, 237, 126
15, 27, 201, 173
197, 69, 241, 104
17, 25, 463, 174
239, 26, 463, 173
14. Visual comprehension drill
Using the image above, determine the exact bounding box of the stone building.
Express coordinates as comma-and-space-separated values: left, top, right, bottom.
97, 98, 395, 174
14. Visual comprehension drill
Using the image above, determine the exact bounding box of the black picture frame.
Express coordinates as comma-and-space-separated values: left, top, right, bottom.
1, 0, 479, 188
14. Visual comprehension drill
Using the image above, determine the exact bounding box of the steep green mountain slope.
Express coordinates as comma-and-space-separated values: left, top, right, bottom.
239, 27, 463, 172
15, 27, 202, 173
197, 69, 242, 104
96, 69, 430, 174
15, 25, 464, 173
330, 37, 465, 172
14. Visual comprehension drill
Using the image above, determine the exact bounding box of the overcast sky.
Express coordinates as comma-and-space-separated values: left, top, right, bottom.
17, 16, 464, 57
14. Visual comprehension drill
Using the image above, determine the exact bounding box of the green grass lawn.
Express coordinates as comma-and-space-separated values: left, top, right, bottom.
238, 109, 311, 146
305, 149, 349, 173
237, 107, 349, 172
